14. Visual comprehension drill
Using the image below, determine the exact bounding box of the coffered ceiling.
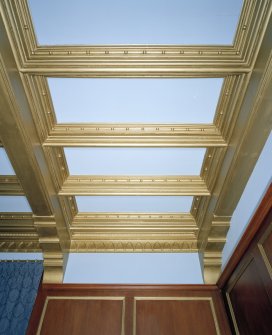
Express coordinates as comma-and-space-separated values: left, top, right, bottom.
0, 0, 272, 283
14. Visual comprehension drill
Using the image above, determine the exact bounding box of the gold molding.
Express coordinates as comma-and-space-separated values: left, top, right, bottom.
70, 240, 198, 252
70, 213, 198, 241
0, 212, 34, 231
0, 213, 40, 251
60, 176, 209, 196
258, 243, 272, 279
45, 124, 226, 147
73, 212, 196, 225
0, 175, 24, 194
34, 216, 65, 283
37, 296, 126, 335
202, 216, 230, 284
0, 241, 41, 252
257, 223, 272, 278
133, 297, 221, 335
1, 0, 271, 76
225, 293, 240, 335
224, 257, 256, 335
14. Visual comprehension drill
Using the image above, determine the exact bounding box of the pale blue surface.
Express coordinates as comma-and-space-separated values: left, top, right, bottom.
28, 0, 243, 45
222, 132, 272, 267
0, 253, 43, 260
76, 195, 193, 212
65, 148, 205, 175
48, 78, 223, 123
0, 149, 15, 175
0, 196, 32, 212
64, 253, 203, 284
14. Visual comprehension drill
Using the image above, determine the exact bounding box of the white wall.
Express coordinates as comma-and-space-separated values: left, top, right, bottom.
64, 253, 203, 284
222, 132, 272, 267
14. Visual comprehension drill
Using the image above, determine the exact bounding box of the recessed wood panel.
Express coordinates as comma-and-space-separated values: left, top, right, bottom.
38, 297, 124, 335
27, 285, 231, 335
134, 298, 219, 335
228, 258, 272, 335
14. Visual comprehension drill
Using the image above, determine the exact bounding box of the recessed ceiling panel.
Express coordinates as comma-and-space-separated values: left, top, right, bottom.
0, 148, 15, 175
76, 196, 193, 212
0, 196, 32, 212
29, 0, 243, 45
65, 148, 205, 175
49, 78, 223, 124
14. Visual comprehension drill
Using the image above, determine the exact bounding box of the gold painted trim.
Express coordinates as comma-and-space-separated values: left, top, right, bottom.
225, 257, 256, 335
0, 176, 24, 195
37, 296, 125, 335
226, 293, 240, 335
133, 297, 220, 335
73, 212, 196, 224
60, 176, 209, 196
2, 0, 271, 76
45, 124, 226, 147
256, 223, 272, 278
258, 243, 272, 279
69, 240, 198, 252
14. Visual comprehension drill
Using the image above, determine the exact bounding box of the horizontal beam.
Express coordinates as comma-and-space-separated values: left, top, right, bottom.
71, 213, 198, 234
73, 213, 196, 225
20, 54, 249, 77
45, 124, 227, 147
60, 176, 209, 196
0, 213, 34, 231
0, 213, 40, 252
3, 0, 271, 78
0, 176, 24, 195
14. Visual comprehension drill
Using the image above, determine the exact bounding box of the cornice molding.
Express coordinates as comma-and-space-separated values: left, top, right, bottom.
60, 176, 209, 196
70, 240, 198, 252
73, 212, 195, 225
0, 212, 40, 251
0, 240, 41, 252
0, 175, 24, 194
71, 212, 198, 236
45, 124, 226, 148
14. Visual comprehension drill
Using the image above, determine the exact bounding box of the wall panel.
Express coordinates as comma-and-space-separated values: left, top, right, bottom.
221, 184, 272, 334
27, 285, 231, 335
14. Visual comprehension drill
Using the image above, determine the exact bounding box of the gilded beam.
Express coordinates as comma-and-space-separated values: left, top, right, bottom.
73, 212, 196, 226
71, 212, 198, 235
45, 124, 226, 147
202, 216, 230, 284
198, 16, 272, 283
0, 14, 70, 235
34, 216, 65, 283
0, 176, 24, 195
70, 212, 198, 252
60, 176, 209, 196
1, 0, 271, 76
0, 213, 40, 252
0, 213, 34, 232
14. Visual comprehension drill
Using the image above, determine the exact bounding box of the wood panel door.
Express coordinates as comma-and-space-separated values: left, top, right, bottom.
223, 185, 272, 334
